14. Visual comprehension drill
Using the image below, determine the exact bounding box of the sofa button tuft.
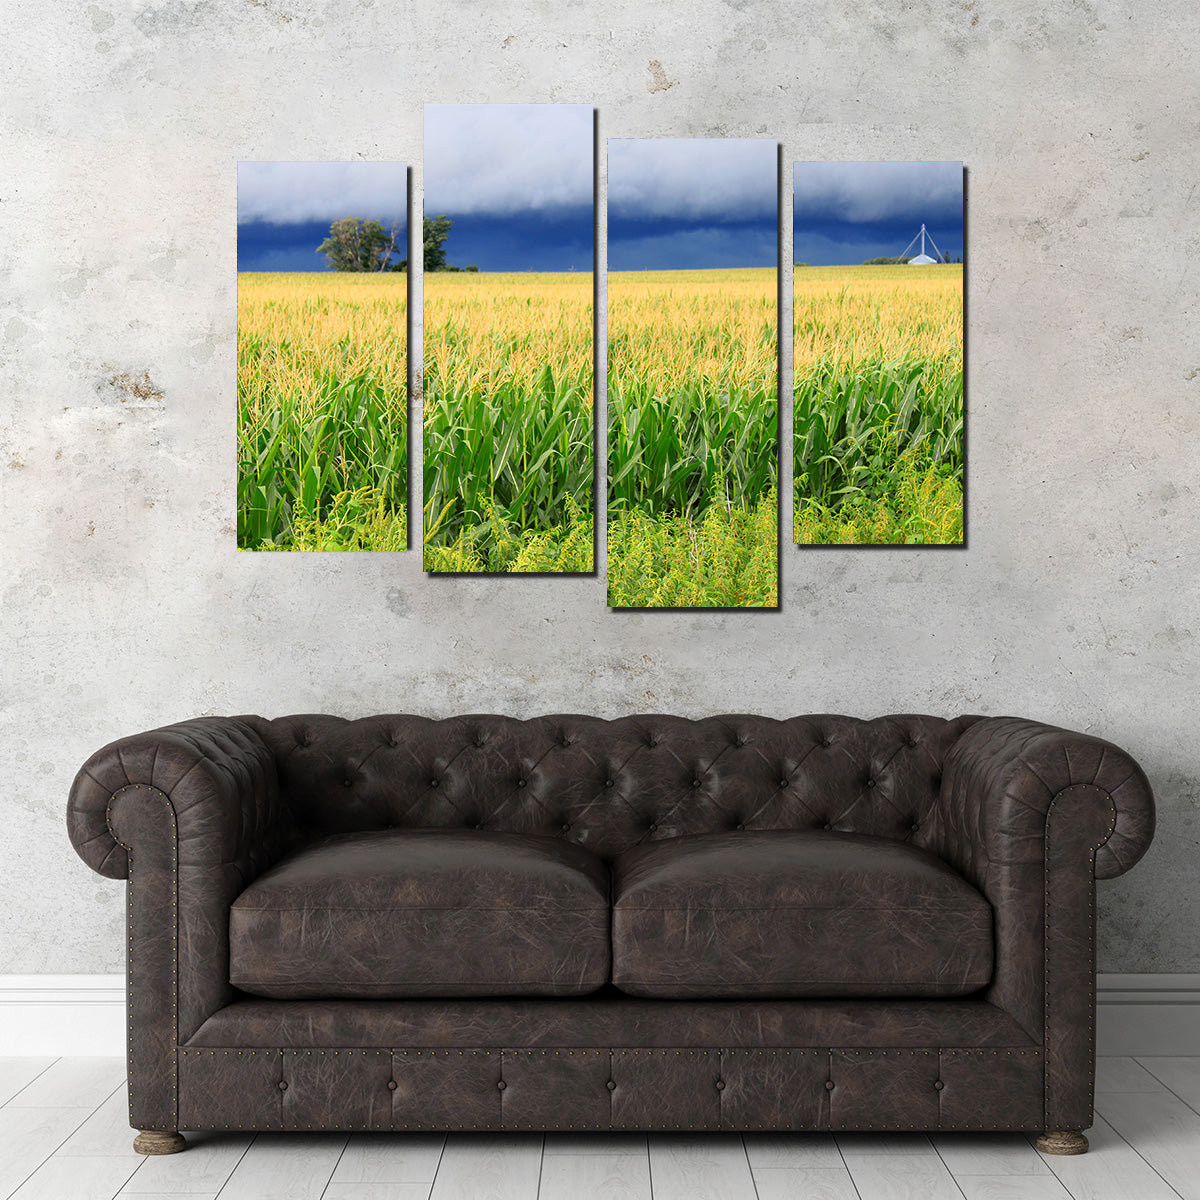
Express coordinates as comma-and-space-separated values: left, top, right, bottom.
474, 823, 483, 830
780, 778, 790, 788
343, 779, 353, 788
822, 737, 832, 747
387, 1080, 398, 1091
429, 779, 439, 788
715, 1080, 725, 1090
692, 779, 702, 789
934, 1080, 944, 1091
648, 823, 658, 833
561, 822, 571, 832
866, 778, 876, 788
823, 823, 833, 831
517, 779, 527, 788
605, 779, 614, 788
735, 823, 745, 831
606, 1080, 616, 1091
496, 1081, 507, 1091
278, 1081, 288, 1091
825, 1080, 835, 1091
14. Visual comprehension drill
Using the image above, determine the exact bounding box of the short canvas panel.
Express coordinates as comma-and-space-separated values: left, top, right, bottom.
792, 161, 964, 546
237, 161, 408, 551
422, 103, 595, 574
607, 139, 779, 609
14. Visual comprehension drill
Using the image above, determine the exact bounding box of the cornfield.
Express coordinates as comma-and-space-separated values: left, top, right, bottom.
793, 265, 963, 544
607, 268, 778, 606
237, 273, 407, 550
423, 272, 594, 571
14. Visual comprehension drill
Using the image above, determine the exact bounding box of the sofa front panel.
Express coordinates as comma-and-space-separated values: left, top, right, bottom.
719, 1049, 828, 1128
501, 1049, 611, 1129
938, 1048, 1044, 1129
174, 1043, 1044, 1132
248, 713, 979, 859
391, 1049, 503, 1130
610, 1049, 722, 1128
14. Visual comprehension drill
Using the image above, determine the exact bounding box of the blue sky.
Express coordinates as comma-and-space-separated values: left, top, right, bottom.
237, 161, 407, 271
608, 139, 778, 271
793, 162, 964, 265
424, 103, 593, 272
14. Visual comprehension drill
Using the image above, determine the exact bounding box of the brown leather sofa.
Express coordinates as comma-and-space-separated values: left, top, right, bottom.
66, 713, 1155, 1156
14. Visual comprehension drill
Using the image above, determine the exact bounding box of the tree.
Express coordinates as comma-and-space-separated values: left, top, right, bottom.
316, 217, 404, 272
423, 215, 454, 272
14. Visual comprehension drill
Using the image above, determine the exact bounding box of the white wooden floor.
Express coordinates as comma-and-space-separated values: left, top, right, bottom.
1, 1057, 1198, 1199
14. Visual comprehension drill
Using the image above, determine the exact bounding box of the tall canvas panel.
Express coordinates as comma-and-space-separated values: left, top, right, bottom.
237, 161, 408, 551
423, 104, 595, 573
607, 139, 779, 609
792, 161, 964, 545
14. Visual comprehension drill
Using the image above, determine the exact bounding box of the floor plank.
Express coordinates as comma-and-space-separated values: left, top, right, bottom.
1096, 1057, 1167, 1094
1033, 1114, 1180, 1200
743, 1133, 841, 1168
213, 1133, 347, 1200
932, 1133, 1051, 1176
5, 1059, 125, 1111
542, 1134, 647, 1157
118, 1131, 252, 1195
8, 1153, 141, 1200
56, 1086, 139, 1158
753, 1165, 859, 1200
1138, 1058, 1200, 1112
537, 1153, 650, 1200
323, 1185, 432, 1200
0, 1106, 93, 1199
954, 1177, 1071, 1199
0, 1060, 56, 1108
842, 1154, 965, 1200
330, 1135, 445, 1184
836, 1133, 938, 1159
648, 1136, 755, 1200
1097, 1089, 1200, 1200
427, 1136, 543, 1200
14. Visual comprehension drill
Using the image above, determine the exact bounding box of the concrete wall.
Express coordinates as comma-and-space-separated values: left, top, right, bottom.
2, 0, 1197, 975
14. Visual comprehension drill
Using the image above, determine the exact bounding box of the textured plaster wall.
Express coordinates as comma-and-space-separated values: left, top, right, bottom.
1, 0, 1197, 975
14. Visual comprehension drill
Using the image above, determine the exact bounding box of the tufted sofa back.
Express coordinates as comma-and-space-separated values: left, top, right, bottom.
243, 713, 982, 861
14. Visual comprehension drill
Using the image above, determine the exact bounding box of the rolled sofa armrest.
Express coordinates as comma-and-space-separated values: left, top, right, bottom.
937, 716, 1155, 884
67, 716, 284, 881
935, 715, 1155, 1132
66, 717, 286, 1133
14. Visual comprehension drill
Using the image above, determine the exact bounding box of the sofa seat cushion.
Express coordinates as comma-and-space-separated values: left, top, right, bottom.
611, 830, 993, 999
229, 829, 611, 999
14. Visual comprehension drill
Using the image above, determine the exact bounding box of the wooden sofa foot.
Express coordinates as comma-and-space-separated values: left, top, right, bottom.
133, 1130, 187, 1155
1036, 1129, 1089, 1155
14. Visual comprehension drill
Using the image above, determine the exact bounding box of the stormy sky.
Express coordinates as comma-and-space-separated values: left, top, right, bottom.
793, 161, 964, 265
237, 161, 407, 272
423, 103, 593, 272
608, 138, 778, 271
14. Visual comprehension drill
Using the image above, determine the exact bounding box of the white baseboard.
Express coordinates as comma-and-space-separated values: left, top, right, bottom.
0, 976, 126, 1056
1096, 974, 1200, 1056
1, 974, 1197, 1058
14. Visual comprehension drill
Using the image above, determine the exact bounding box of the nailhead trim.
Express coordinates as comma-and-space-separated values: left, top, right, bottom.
107, 784, 178, 1134
1043, 784, 1117, 1131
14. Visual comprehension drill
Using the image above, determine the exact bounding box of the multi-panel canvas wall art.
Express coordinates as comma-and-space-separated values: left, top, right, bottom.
422, 104, 594, 573
792, 161, 964, 545
236, 161, 408, 551
607, 139, 779, 608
